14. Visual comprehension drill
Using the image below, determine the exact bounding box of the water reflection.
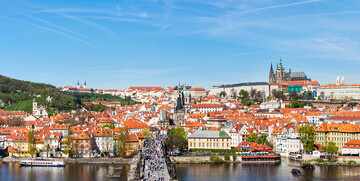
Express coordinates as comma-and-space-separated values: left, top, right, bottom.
0, 162, 129, 181
176, 159, 360, 181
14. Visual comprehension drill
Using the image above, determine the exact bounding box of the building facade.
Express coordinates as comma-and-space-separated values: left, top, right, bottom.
188, 130, 231, 149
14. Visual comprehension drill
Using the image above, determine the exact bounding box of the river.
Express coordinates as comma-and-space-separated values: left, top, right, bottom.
175, 158, 360, 181
0, 162, 129, 181
1, 158, 360, 180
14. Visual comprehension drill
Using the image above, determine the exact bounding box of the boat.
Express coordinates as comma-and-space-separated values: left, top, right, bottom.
20, 158, 65, 167
289, 154, 302, 160
291, 168, 301, 176
301, 163, 315, 170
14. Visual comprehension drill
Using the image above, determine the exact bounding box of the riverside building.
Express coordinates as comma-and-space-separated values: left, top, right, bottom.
188, 130, 231, 150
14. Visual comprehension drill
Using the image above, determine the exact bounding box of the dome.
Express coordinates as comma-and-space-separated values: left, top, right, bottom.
183, 90, 191, 96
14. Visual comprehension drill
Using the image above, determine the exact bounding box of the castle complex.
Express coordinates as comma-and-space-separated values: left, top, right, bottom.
269, 58, 309, 84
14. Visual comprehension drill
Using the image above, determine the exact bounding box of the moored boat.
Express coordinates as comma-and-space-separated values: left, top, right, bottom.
20, 158, 65, 167
301, 163, 315, 170
291, 168, 301, 176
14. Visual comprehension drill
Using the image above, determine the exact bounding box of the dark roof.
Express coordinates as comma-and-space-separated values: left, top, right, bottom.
284, 72, 307, 78
213, 82, 268, 88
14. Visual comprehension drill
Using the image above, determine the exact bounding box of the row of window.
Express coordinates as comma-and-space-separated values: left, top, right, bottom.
190, 142, 229, 147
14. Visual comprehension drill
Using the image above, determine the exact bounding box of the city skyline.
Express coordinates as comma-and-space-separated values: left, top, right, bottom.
1, 0, 360, 89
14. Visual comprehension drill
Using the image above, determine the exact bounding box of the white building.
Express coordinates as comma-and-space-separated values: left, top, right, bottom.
319, 76, 360, 100
342, 140, 360, 156
93, 128, 114, 156
190, 103, 223, 113
209, 82, 270, 97
50, 124, 70, 136
226, 124, 248, 148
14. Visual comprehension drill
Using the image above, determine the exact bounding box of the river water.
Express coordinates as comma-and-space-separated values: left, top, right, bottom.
175, 158, 360, 181
0, 162, 129, 181
1, 158, 360, 181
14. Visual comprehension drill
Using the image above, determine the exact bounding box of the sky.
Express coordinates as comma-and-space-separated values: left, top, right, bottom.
1, 0, 360, 90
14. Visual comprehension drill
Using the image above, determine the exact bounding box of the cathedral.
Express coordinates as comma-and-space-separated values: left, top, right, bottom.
269, 58, 309, 84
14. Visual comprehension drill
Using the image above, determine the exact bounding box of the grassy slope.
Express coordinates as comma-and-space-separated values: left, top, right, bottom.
4, 100, 32, 113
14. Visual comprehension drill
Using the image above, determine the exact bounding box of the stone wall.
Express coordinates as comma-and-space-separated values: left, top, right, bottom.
337, 157, 360, 163
170, 156, 241, 163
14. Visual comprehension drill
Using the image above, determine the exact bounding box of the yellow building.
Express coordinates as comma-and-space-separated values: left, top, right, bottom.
315, 123, 360, 152
188, 130, 231, 149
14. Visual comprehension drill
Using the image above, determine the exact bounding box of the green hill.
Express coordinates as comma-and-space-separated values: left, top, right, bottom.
0, 75, 137, 116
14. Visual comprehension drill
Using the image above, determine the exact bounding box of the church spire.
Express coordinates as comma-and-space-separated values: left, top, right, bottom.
278, 56, 284, 70
270, 63, 273, 71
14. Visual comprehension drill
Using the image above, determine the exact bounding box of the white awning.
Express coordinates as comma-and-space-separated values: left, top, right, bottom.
342, 151, 350, 154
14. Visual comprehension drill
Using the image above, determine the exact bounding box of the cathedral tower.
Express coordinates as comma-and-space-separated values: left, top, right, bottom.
269, 63, 275, 83
276, 58, 285, 83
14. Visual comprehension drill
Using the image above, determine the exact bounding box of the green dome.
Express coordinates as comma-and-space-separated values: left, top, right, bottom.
183, 90, 191, 96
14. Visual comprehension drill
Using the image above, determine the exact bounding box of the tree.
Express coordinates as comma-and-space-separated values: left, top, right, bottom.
289, 91, 299, 101
224, 152, 230, 161
140, 128, 152, 137
102, 124, 115, 129
244, 91, 249, 100
246, 133, 258, 142
257, 133, 269, 145
44, 138, 51, 157
306, 90, 313, 100
298, 125, 316, 153
116, 127, 130, 156
219, 91, 227, 98
250, 88, 256, 99
166, 127, 188, 150
27, 128, 37, 157
239, 89, 245, 98
62, 129, 75, 157
272, 90, 286, 100
246, 133, 269, 145
291, 100, 299, 108
242, 101, 253, 107
7, 117, 24, 127
232, 152, 237, 161
321, 141, 338, 162
110, 106, 116, 111
13, 141, 22, 158
255, 91, 262, 99
101, 131, 113, 157
71, 140, 79, 158
320, 92, 325, 99
230, 88, 237, 98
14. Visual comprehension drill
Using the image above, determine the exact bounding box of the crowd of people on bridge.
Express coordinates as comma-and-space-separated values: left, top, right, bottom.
143, 137, 169, 181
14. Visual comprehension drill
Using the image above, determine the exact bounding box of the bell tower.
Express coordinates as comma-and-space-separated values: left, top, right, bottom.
32, 97, 37, 114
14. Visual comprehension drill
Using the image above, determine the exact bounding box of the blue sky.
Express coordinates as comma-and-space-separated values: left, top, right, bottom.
1, 0, 360, 89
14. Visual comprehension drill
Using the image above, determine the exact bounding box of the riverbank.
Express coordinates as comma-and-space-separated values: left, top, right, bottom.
303, 156, 360, 167
170, 156, 280, 164
2, 157, 131, 164
170, 156, 239, 164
